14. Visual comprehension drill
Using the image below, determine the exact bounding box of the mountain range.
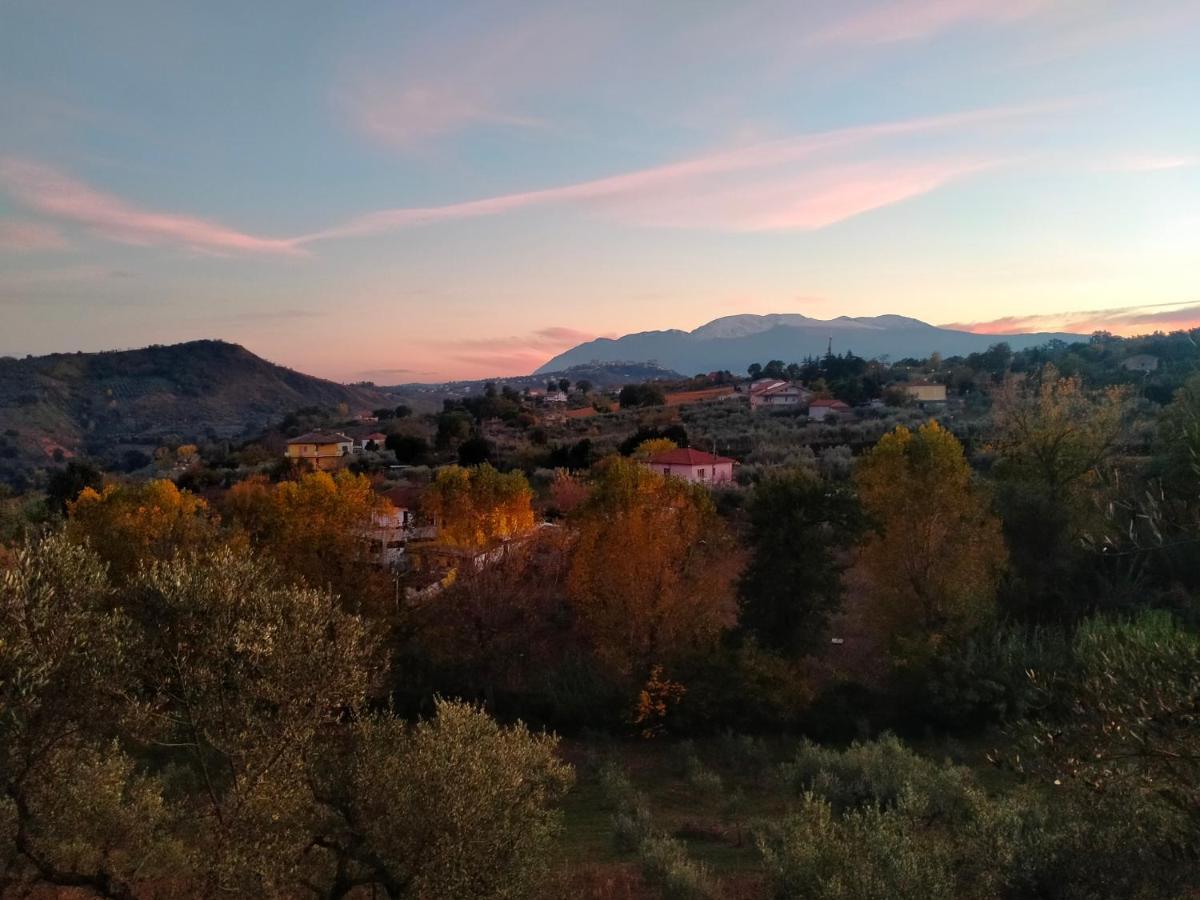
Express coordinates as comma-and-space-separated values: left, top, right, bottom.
535, 314, 1086, 375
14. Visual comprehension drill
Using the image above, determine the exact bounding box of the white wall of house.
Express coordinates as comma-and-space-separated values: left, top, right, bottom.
657, 461, 734, 484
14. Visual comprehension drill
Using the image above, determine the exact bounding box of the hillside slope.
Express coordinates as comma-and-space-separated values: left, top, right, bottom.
0, 340, 387, 473
535, 314, 1086, 374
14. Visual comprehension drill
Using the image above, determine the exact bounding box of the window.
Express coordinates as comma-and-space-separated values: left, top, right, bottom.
663, 467, 671, 474
697, 468, 706, 478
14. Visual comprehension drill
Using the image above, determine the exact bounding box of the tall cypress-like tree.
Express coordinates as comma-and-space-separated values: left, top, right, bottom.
738, 469, 863, 656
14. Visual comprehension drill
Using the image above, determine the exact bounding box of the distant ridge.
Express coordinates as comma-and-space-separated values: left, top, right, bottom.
0, 340, 387, 474
535, 313, 1086, 375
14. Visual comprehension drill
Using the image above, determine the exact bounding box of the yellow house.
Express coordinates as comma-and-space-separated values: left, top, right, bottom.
285, 431, 353, 470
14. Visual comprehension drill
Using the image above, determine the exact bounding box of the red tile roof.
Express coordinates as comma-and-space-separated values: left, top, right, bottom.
809, 399, 851, 411
646, 447, 736, 466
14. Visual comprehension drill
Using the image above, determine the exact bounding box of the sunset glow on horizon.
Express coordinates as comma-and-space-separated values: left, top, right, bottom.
2, 1, 1198, 381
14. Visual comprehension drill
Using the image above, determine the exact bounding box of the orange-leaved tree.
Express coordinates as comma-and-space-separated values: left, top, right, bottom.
566, 455, 738, 681
422, 464, 535, 549
66, 479, 218, 580
853, 421, 1007, 666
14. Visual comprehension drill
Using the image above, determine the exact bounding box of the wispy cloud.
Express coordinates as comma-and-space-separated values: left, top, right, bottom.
1105, 154, 1200, 172
0, 159, 302, 256
945, 300, 1200, 335
301, 100, 1061, 242
808, 0, 1047, 46
0, 218, 67, 252
0, 100, 1071, 258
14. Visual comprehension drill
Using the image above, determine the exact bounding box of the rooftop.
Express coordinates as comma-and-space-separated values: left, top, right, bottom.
646, 447, 736, 466
809, 399, 850, 410
286, 430, 353, 445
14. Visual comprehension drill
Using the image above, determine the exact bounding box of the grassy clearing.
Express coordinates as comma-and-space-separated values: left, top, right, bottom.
552, 732, 1010, 898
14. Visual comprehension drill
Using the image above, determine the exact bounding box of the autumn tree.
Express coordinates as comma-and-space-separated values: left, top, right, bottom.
413, 528, 574, 712
632, 437, 678, 460
739, 469, 863, 656
991, 364, 1127, 496
66, 478, 218, 581
422, 464, 535, 549
548, 469, 590, 516
853, 422, 1006, 667
566, 455, 739, 681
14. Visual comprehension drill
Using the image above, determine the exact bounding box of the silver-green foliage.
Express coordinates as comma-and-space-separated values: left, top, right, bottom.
759, 792, 956, 900
779, 734, 974, 822
1, 534, 573, 899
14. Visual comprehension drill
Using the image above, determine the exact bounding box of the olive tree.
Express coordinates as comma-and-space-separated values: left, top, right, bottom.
2, 535, 573, 899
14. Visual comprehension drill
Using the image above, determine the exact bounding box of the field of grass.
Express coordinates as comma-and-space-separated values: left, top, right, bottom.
549, 732, 1009, 898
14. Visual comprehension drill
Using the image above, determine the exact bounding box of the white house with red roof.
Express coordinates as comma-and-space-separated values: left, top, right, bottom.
749, 379, 811, 410
642, 447, 735, 485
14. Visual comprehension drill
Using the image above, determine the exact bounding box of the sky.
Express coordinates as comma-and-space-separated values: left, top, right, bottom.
1, 1, 1198, 382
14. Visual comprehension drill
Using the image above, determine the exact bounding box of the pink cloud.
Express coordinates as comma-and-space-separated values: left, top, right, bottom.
809, 0, 1047, 46
447, 350, 557, 375
0, 219, 67, 252
944, 301, 1200, 336
301, 100, 1062, 242
588, 159, 994, 231
0, 159, 302, 256
419, 325, 610, 378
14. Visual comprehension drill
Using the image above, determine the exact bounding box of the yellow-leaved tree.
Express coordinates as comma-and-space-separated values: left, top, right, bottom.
422, 464, 535, 549
66, 479, 218, 580
223, 470, 391, 609
632, 438, 678, 460
853, 421, 1007, 666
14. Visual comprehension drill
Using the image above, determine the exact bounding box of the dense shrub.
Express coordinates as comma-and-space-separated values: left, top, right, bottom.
914, 623, 1068, 731
765, 735, 1194, 900
759, 793, 957, 900
638, 833, 720, 900
779, 734, 975, 823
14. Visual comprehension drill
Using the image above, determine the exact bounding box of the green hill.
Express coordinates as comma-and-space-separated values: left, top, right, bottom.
0, 340, 387, 480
